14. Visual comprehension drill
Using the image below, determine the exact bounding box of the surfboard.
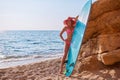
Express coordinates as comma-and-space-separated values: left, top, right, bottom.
65, 0, 92, 77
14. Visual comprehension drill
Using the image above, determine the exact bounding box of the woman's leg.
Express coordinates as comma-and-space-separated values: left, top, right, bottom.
60, 43, 70, 74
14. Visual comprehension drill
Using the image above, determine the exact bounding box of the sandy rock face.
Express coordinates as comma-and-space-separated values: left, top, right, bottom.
98, 49, 120, 65
80, 0, 120, 66
97, 33, 120, 65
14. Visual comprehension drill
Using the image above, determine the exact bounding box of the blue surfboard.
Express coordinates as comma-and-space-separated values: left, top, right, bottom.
65, 0, 92, 77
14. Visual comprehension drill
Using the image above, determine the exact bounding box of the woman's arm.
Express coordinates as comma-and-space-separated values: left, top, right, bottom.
73, 15, 79, 27
60, 27, 66, 41
71, 15, 79, 21
75, 15, 79, 21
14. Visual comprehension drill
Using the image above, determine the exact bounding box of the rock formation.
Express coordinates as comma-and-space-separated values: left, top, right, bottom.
80, 0, 120, 66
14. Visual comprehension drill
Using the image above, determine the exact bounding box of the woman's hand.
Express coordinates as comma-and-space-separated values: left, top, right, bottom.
75, 15, 79, 21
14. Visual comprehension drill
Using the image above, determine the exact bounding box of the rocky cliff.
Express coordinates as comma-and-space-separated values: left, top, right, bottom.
81, 0, 120, 66
75, 0, 120, 79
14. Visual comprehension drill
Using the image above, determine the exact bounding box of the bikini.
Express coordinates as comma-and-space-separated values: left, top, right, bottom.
64, 17, 76, 47
65, 28, 74, 47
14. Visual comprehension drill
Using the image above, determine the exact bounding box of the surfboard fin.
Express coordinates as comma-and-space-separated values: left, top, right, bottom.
69, 63, 75, 67
64, 60, 68, 64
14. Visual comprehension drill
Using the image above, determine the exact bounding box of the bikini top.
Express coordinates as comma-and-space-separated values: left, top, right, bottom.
66, 27, 74, 35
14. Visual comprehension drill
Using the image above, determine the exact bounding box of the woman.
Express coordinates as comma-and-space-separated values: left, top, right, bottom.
59, 15, 79, 74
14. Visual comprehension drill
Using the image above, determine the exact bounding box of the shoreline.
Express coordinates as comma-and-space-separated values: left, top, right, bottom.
0, 54, 62, 69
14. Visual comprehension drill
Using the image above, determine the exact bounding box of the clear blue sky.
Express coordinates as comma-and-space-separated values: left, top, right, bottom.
0, 0, 96, 30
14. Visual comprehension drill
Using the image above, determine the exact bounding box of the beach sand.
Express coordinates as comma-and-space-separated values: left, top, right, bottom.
0, 57, 120, 80
0, 58, 62, 80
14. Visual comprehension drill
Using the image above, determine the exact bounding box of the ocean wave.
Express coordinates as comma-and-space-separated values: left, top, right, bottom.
32, 42, 43, 45
48, 49, 63, 51
0, 54, 5, 59
0, 54, 62, 64
0, 55, 42, 63
51, 41, 62, 43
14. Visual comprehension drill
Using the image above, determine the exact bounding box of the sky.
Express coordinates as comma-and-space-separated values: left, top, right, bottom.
0, 0, 96, 30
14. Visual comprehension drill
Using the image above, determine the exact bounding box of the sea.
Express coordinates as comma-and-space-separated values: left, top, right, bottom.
0, 30, 64, 68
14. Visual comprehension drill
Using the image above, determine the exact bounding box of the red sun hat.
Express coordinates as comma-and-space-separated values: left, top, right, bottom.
63, 17, 76, 27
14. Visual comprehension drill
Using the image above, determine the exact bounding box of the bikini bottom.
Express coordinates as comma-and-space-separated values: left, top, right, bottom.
65, 39, 71, 47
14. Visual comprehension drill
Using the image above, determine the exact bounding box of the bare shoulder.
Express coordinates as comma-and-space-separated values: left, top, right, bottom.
63, 26, 67, 31
60, 27, 67, 33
